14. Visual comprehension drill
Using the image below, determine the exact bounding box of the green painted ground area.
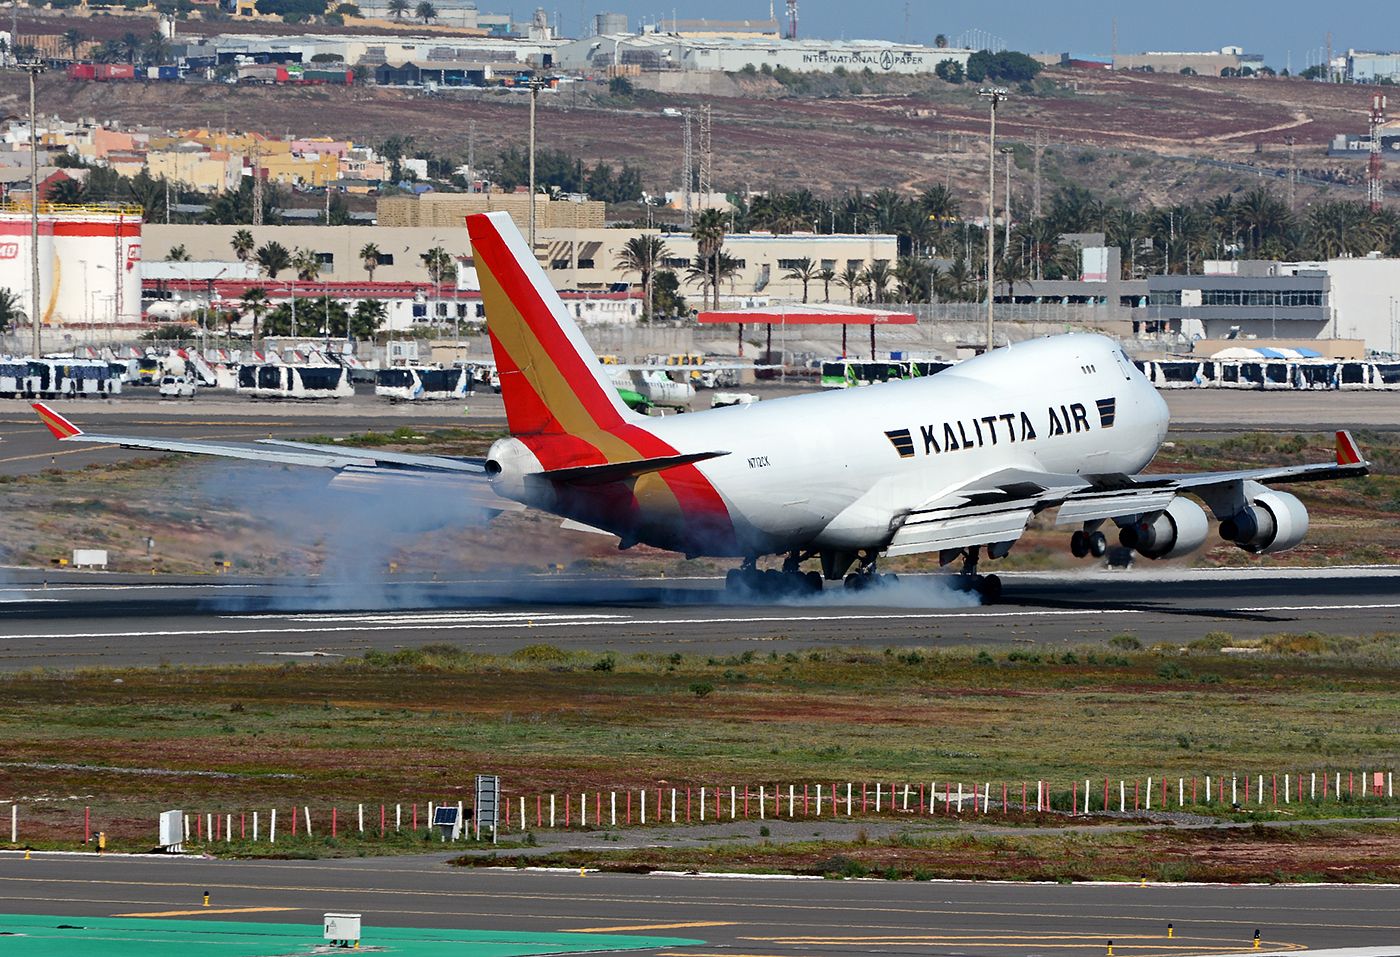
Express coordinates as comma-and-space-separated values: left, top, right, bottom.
0, 914, 704, 956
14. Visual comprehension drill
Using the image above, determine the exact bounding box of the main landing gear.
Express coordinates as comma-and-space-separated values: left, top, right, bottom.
1069, 527, 1109, 559
842, 553, 898, 592
943, 545, 1002, 602
725, 554, 823, 597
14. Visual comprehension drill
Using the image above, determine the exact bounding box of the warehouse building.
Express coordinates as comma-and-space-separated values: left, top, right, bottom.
1112, 45, 1263, 75
140, 224, 898, 305
1347, 51, 1400, 83
557, 32, 973, 75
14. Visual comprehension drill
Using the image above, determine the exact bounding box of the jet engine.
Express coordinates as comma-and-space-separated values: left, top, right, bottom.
1218, 490, 1309, 554
1119, 498, 1209, 560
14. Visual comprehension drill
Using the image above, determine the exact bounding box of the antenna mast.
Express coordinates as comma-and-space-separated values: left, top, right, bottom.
682, 109, 694, 227
785, 0, 797, 40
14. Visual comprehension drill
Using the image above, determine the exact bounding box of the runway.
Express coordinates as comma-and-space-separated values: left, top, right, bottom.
0, 565, 1396, 669
0, 852, 1397, 956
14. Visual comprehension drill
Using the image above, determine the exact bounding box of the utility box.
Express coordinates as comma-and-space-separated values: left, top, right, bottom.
324, 913, 361, 947
159, 810, 183, 852
432, 804, 462, 841
475, 774, 500, 843
72, 549, 108, 569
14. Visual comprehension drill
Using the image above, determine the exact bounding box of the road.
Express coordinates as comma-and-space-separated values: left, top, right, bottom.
0, 852, 1397, 956
0, 565, 1395, 669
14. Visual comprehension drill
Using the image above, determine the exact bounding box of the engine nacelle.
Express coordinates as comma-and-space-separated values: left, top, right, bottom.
1219, 490, 1309, 555
1119, 497, 1210, 560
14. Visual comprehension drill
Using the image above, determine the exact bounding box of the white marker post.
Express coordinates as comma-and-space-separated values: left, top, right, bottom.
731, 786, 737, 820
253, 811, 259, 842
10, 804, 16, 843
270, 809, 277, 844
640, 790, 647, 825
699, 788, 705, 822
758, 786, 764, 820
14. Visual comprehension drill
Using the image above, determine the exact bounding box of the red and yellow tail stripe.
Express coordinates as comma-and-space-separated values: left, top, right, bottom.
1336, 430, 1364, 466
467, 212, 735, 548
32, 402, 82, 440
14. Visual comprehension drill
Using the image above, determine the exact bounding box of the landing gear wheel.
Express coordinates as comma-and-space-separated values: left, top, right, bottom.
880, 572, 898, 586
976, 574, 1002, 603
804, 571, 824, 594
1070, 530, 1090, 559
844, 573, 867, 592
725, 568, 742, 591
1088, 531, 1108, 558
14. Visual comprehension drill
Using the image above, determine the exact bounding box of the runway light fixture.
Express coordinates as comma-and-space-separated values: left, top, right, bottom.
978, 87, 1008, 353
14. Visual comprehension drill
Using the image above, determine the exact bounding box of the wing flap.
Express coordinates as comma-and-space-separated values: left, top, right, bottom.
887, 501, 1035, 557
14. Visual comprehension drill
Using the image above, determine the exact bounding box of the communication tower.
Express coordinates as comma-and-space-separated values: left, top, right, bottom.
785, 0, 797, 40
698, 105, 713, 209
1369, 94, 1386, 212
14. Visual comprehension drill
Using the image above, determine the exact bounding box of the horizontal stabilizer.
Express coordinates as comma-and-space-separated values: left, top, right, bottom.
539, 450, 729, 486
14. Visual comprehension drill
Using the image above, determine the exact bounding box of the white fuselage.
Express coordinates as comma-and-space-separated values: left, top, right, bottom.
638, 334, 1168, 556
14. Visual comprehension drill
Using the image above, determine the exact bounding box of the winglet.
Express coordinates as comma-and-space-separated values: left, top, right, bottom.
32, 402, 82, 440
1336, 430, 1365, 467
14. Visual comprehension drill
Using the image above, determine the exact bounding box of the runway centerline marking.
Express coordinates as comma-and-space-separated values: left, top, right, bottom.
570, 921, 736, 932
112, 906, 299, 917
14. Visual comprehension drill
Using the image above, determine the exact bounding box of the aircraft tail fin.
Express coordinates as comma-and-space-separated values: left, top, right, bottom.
467, 211, 636, 437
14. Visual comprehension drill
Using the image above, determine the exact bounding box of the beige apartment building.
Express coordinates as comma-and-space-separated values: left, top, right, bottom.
377, 193, 606, 230
142, 224, 899, 303
145, 148, 243, 194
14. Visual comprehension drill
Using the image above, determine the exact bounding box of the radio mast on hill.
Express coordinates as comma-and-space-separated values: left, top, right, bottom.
785, 0, 797, 40
1369, 93, 1387, 212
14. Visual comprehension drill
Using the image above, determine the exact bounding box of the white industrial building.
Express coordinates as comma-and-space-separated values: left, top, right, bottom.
1347, 51, 1400, 84
1280, 257, 1400, 353
0, 205, 143, 327
557, 32, 973, 75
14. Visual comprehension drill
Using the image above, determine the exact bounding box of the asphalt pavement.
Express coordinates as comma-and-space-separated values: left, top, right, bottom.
0, 564, 1395, 669
0, 851, 1397, 956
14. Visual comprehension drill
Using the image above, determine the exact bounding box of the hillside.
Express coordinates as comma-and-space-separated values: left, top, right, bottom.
5, 31, 1390, 214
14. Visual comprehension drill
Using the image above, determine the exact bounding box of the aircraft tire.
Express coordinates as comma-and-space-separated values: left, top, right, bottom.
804, 571, 823, 593
725, 568, 742, 592
843, 573, 865, 592
977, 574, 1002, 603
1088, 531, 1108, 557
1070, 530, 1089, 558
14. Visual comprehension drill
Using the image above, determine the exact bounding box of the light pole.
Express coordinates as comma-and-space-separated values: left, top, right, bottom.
528, 75, 543, 251
1000, 146, 1014, 251
979, 87, 1008, 352
25, 62, 43, 359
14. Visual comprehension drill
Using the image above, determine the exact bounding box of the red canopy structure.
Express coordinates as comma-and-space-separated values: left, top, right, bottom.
697, 304, 916, 359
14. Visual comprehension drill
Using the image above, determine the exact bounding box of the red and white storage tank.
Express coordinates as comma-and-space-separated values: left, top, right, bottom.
0, 204, 143, 327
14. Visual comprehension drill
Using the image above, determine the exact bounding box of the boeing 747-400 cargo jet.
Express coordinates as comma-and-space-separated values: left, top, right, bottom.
34, 212, 1369, 601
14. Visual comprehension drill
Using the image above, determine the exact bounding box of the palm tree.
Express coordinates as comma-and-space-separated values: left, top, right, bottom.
616, 235, 670, 319
691, 209, 726, 310
230, 229, 255, 263
61, 28, 83, 62
255, 241, 292, 279
46, 178, 87, 204
836, 262, 863, 304
118, 32, 142, 65
292, 248, 321, 282
387, 0, 409, 19
414, 0, 437, 22
240, 287, 270, 341
817, 267, 836, 303
420, 246, 456, 285
862, 261, 893, 304
165, 244, 191, 262
359, 242, 382, 280
782, 257, 820, 303
0, 288, 25, 334
143, 31, 168, 66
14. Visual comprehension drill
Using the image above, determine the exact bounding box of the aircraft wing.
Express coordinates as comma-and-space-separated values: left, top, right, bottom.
887, 431, 1369, 555
32, 401, 499, 481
